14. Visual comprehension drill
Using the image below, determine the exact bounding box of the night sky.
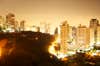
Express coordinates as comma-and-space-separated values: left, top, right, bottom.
0, 0, 100, 28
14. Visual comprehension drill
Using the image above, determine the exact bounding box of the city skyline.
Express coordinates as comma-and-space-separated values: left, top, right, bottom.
1, 13, 100, 34
0, 0, 100, 65
0, 0, 100, 27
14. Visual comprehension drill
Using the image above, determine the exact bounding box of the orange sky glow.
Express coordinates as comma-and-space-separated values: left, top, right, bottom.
0, 0, 100, 30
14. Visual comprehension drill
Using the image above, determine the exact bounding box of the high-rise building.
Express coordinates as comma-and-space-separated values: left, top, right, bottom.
40, 22, 50, 33
45, 23, 50, 33
6, 13, 15, 26
67, 26, 77, 51
0, 16, 4, 29
6, 13, 17, 32
97, 26, 100, 46
90, 19, 99, 28
76, 24, 90, 50
14, 21, 19, 31
90, 27, 95, 46
60, 21, 69, 54
37, 26, 40, 32
54, 27, 59, 38
20, 20, 25, 31
89, 19, 99, 46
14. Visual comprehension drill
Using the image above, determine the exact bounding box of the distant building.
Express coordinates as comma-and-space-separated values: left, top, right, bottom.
40, 22, 50, 34
89, 19, 99, 46
90, 28, 95, 46
54, 27, 59, 38
67, 26, 77, 51
6, 13, 17, 32
6, 13, 15, 26
90, 19, 99, 28
0, 16, 4, 30
31, 26, 40, 32
60, 21, 69, 54
45, 23, 50, 33
76, 24, 90, 50
37, 27, 40, 32
72, 27, 77, 42
97, 26, 100, 46
20, 20, 25, 31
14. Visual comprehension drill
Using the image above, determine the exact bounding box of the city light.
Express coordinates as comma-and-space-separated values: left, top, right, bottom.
48, 35, 76, 59
57, 53, 68, 59
96, 42, 100, 46
0, 0, 100, 66
48, 36, 61, 58
48, 42, 57, 56
0, 47, 2, 57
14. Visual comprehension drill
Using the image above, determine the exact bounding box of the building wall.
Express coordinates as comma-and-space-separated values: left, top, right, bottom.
97, 26, 100, 46
89, 19, 99, 46
0, 16, 5, 28
90, 28, 95, 46
60, 21, 69, 54
76, 25, 90, 50
67, 26, 77, 51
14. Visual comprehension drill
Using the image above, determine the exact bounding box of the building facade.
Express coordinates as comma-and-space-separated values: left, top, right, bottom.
89, 19, 100, 46
60, 21, 69, 54
76, 25, 90, 50
67, 26, 77, 51
97, 26, 100, 46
